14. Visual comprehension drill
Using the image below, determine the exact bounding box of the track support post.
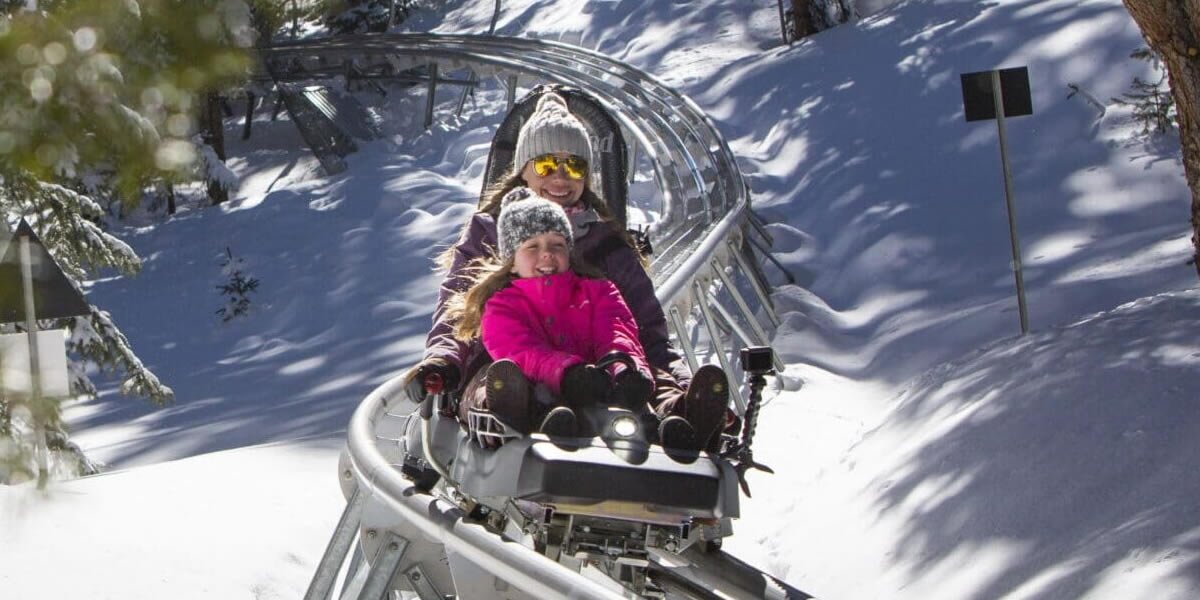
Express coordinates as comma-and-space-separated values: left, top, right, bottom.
424, 63, 439, 129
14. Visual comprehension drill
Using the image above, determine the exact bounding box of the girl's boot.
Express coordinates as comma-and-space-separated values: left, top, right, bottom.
686, 365, 730, 452
664, 365, 730, 452
538, 405, 578, 438
658, 415, 696, 450
484, 359, 533, 433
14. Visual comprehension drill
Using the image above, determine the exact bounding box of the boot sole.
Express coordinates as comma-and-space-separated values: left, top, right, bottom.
686, 365, 729, 451
485, 360, 532, 433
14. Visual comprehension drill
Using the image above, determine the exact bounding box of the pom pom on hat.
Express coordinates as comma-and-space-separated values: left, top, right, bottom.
513, 93, 594, 173
496, 188, 575, 262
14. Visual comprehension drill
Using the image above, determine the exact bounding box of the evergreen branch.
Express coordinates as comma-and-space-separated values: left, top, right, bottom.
70, 309, 174, 405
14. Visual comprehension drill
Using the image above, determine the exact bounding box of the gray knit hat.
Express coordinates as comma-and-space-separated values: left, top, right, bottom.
497, 187, 575, 262
513, 93, 594, 172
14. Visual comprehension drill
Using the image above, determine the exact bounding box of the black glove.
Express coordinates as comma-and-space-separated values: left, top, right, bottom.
612, 368, 653, 409
561, 363, 610, 407
405, 359, 460, 405
595, 351, 652, 407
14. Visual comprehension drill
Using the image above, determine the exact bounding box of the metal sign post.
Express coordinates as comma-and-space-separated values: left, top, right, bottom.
961, 67, 1034, 335
1, 219, 91, 487
18, 235, 50, 487
990, 70, 1029, 335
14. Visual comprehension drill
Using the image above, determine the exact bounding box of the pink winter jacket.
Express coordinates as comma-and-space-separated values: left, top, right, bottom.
480, 271, 651, 394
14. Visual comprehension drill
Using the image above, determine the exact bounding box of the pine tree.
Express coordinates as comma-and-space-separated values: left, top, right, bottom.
0, 0, 253, 482
1112, 48, 1176, 138
215, 247, 259, 322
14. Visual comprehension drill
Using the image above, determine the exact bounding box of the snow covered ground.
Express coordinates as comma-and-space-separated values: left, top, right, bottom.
3, 0, 1199, 598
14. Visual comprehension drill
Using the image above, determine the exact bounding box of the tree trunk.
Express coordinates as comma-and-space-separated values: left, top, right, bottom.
242, 91, 256, 141
202, 91, 228, 205
791, 0, 819, 39
837, 0, 857, 23
1123, 0, 1200, 278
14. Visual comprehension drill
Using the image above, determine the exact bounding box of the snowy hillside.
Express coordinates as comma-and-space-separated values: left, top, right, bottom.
3, 0, 1198, 599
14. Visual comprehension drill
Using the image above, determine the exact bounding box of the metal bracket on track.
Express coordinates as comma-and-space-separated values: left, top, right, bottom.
339, 534, 409, 600
304, 488, 364, 600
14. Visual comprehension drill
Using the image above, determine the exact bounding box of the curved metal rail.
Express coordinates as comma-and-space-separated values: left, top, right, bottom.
260, 33, 751, 287
283, 34, 789, 599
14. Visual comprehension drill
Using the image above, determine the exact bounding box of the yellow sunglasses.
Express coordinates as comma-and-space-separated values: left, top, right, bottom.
531, 154, 589, 180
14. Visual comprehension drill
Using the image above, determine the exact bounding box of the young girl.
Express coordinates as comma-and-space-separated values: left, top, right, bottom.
449, 188, 656, 438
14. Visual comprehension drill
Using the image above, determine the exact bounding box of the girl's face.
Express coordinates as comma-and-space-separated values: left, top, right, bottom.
520, 153, 586, 207
512, 232, 570, 279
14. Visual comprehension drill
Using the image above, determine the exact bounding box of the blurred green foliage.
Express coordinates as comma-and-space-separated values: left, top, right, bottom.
0, 0, 253, 204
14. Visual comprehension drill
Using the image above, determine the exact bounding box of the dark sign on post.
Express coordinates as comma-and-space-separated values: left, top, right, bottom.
0, 219, 91, 324
960, 67, 1033, 122
959, 67, 1034, 335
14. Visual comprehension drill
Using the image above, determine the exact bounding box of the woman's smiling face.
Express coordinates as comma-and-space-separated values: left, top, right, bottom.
520, 153, 586, 207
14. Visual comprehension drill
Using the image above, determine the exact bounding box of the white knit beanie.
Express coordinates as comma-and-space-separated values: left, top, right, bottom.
513, 93, 594, 171
497, 188, 575, 262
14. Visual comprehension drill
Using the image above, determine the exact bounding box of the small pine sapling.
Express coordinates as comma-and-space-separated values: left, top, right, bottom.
216, 247, 260, 322
1112, 47, 1177, 137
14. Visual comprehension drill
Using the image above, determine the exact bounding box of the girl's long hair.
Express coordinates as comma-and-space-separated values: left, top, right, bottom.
449, 254, 605, 342
448, 257, 515, 341
436, 167, 644, 271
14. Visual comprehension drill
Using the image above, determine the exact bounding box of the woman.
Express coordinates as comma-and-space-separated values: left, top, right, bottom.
408, 91, 728, 451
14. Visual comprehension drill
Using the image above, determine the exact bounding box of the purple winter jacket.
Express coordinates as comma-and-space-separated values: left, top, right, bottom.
423, 208, 685, 390
480, 271, 650, 393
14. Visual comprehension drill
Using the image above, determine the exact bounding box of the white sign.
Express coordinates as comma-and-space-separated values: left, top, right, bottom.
0, 330, 70, 397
